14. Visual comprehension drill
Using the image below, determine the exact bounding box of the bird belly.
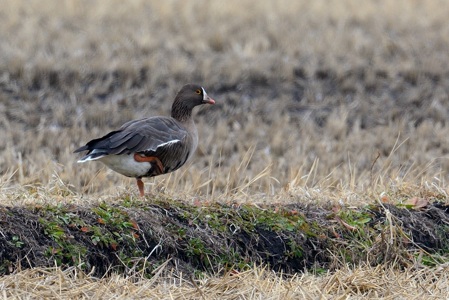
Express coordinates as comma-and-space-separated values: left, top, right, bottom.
99, 155, 151, 178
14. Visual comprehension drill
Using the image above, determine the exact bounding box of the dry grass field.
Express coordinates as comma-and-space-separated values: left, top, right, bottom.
1, 0, 449, 298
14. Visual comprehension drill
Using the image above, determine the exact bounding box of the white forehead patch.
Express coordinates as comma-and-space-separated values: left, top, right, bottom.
202, 87, 208, 101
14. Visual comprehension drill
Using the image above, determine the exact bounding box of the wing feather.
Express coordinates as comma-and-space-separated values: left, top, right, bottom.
75, 117, 188, 156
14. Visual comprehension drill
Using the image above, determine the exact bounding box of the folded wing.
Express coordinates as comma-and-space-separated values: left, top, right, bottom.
75, 117, 187, 162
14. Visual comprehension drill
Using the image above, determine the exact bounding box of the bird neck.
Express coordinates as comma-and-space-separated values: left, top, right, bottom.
171, 101, 193, 122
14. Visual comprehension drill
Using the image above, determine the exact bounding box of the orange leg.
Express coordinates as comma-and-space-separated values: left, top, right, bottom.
136, 178, 145, 197
133, 154, 164, 175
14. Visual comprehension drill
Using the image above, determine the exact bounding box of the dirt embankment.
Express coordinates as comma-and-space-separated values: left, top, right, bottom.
1, 198, 449, 277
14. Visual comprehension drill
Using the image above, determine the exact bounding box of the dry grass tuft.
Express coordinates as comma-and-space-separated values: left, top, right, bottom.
2, 264, 449, 299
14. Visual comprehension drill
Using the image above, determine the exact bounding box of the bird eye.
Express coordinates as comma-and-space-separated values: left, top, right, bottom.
195, 89, 202, 95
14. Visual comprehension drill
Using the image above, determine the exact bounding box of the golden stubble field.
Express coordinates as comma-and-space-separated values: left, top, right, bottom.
1, 0, 449, 298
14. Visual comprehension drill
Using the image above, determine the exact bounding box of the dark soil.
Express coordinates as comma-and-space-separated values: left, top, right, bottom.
1, 199, 449, 278
3, 67, 449, 129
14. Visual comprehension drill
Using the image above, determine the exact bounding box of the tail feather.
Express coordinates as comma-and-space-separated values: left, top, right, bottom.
77, 151, 108, 163
74, 145, 89, 153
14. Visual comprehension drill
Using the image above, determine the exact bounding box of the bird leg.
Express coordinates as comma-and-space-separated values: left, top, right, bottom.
133, 154, 164, 197
136, 178, 145, 197
133, 154, 164, 175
